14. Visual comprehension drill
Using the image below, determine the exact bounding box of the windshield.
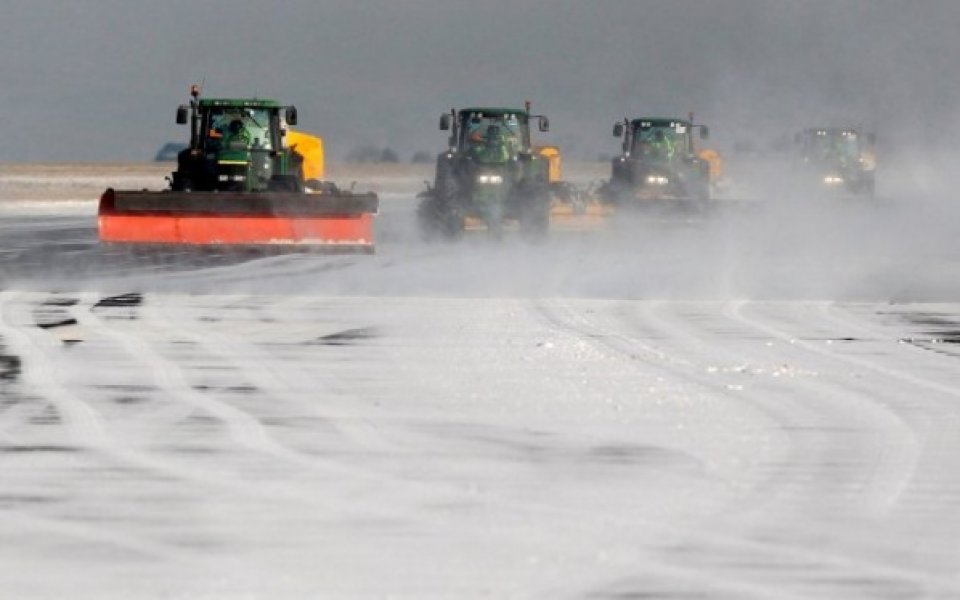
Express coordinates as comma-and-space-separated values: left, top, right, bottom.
631, 121, 690, 160
205, 107, 274, 151
805, 130, 860, 164
460, 112, 526, 158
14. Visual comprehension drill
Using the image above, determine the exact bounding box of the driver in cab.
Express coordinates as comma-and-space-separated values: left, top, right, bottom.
470, 125, 510, 163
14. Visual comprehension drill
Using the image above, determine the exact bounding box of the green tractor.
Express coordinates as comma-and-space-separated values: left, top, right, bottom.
171, 87, 303, 192
795, 127, 876, 197
417, 104, 552, 239
600, 117, 711, 208
99, 85, 378, 248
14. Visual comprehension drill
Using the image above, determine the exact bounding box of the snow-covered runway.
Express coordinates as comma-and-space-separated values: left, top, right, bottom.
1, 167, 960, 598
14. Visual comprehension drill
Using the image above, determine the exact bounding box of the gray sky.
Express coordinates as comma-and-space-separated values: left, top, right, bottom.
1, 0, 957, 161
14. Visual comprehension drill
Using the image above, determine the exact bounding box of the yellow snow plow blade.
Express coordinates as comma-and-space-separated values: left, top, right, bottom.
549, 199, 614, 231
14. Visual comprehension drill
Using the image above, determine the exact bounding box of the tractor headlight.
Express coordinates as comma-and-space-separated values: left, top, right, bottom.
646, 175, 669, 186
823, 175, 844, 186
477, 174, 504, 185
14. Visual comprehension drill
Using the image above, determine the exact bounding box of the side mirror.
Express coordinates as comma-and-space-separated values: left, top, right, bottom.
439, 113, 450, 131
285, 106, 298, 126
699, 126, 709, 140
613, 122, 624, 137
538, 116, 549, 132
176, 105, 188, 125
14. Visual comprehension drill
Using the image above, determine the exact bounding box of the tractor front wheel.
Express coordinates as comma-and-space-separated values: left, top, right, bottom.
520, 185, 551, 241
418, 175, 464, 241
170, 172, 193, 192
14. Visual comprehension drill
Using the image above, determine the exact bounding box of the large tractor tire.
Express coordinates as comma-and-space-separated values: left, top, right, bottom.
599, 179, 629, 206
417, 166, 464, 241
170, 171, 193, 192
519, 183, 551, 241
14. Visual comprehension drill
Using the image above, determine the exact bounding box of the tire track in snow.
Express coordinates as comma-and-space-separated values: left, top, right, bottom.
196, 295, 397, 454
647, 300, 920, 516
724, 301, 960, 587
63, 291, 401, 508
168, 293, 844, 600
75, 292, 366, 476
73, 292, 479, 523
0, 509, 194, 566
76, 292, 782, 598
2, 290, 500, 568
0, 291, 108, 447
528, 299, 830, 597
0, 291, 203, 563
729, 301, 960, 414
136, 294, 814, 600
640, 301, 944, 591
145, 295, 410, 474
533, 298, 778, 427
821, 302, 960, 382
744, 301, 960, 523
530, 298, 960, 598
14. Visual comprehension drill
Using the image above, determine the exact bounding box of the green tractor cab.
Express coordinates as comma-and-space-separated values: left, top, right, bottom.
795, 127, 876, 197
418, 105, 552, 239
172, 95, 302, 193
601, 117, 711, 207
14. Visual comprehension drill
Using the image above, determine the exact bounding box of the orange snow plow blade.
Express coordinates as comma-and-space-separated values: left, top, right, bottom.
98, 189, 378, 251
